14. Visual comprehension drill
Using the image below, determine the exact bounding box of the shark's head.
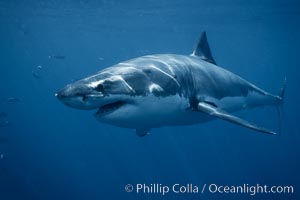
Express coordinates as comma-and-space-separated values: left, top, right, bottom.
56, 64, 160, 127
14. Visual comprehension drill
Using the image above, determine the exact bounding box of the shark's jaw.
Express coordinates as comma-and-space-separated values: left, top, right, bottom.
56, 91, 131, 115
96, 100, 127, 116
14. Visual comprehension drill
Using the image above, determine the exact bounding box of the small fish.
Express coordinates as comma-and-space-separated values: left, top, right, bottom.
7, 97, 21, 103
49, 55, 66, 60
98, 57, 104, 61
36, 65, 43, 69
32, 65, 43, 79
0, 154, 4, 160
32, 71, 41, 79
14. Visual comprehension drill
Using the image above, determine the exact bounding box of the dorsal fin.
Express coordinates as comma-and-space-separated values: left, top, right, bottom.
191, 32, 216, 65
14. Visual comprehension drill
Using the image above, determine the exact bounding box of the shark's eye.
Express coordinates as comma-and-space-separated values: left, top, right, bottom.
95, 84, 104, 92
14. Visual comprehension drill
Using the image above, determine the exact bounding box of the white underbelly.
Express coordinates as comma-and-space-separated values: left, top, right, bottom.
96, 94, 211, 129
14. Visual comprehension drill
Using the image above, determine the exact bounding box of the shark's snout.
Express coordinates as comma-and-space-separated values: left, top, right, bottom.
56, 83, 93, 98
55, 88, 69, 100
55, 83, 100, 110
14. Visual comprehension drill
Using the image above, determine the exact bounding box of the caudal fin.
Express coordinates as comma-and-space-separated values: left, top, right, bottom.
278, 77, 286, 100
277, 77, 286, 134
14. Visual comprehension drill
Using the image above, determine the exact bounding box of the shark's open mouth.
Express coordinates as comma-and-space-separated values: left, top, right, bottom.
96, 101, 126, 114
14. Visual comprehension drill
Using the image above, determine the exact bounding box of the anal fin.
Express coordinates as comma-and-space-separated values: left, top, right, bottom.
136, 128, 151, 137
197, 102, 276, 135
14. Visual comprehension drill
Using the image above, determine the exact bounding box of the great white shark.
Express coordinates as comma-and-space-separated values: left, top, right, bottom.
56, 32, 285, 136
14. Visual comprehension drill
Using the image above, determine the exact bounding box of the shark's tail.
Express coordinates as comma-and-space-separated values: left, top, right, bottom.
276, 77, 286, 134
278, 77, 286, 101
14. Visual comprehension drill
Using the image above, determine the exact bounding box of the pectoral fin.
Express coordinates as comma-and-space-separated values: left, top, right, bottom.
197, 102, 276, 135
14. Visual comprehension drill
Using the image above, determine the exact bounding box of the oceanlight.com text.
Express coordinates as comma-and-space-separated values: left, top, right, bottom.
124, 183, 294, 196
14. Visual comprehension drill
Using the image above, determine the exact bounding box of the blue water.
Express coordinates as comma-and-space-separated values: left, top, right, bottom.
0, 0, 299, 199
